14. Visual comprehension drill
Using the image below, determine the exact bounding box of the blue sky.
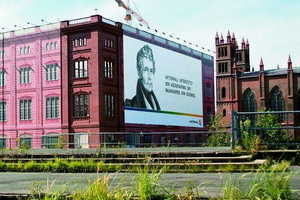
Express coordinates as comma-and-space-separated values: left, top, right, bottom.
1, 0, 299, 70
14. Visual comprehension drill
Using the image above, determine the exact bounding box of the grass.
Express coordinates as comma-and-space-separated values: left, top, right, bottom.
221, 160, 296, 200
22, 160, 298, 200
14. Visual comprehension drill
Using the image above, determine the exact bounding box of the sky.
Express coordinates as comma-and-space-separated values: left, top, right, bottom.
0, 0, 299, 70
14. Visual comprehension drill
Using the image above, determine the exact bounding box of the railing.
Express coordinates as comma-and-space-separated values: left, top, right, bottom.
69, 17, 91, 25
0, 131, 231, 150
102, 17, 116, 26
232, 110, 300, 148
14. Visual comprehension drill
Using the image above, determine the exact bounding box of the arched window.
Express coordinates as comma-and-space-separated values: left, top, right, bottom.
270, 86, 284, 111
223, 109, 226, 117
221, 87, 226, 98
270, 86, 284, 122
19, 133, 32, 148
243, 89, 257, 112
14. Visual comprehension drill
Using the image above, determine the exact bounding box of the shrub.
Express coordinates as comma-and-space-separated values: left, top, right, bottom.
256, 112, 287, 144
240, 119, 258, 153
24, 161, 39, 172
207, 113, 230, 147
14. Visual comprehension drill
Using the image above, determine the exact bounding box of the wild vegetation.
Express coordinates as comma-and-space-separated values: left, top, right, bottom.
207, 114, 231, 147
24, 160, 298, 200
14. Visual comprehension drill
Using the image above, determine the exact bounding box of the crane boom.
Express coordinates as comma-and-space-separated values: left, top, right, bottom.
115, 0, 149, 27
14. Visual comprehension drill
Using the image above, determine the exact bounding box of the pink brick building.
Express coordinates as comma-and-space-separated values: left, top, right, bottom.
0, 24, 62, 149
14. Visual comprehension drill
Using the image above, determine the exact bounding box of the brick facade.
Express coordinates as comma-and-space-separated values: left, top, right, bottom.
216, 31, 300, 129
60, 15, 124, 148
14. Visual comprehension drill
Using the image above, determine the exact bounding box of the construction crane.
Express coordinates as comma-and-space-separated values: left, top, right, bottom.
115, 0, 149, 27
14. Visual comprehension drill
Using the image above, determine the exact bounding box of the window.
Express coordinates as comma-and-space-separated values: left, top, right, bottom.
74, 39, 78, 47
46, 97, 59, 119
54, 42, 57, 49
0, 101, 6, 121
0, 70, 6, 86
46, 63, 59, 81
218, 62, 228, 73
104, 94, 114, 117
0, 50, 4, 58
74, 93, 89, 118
46, 43, 49, 50
223, 109, 226, 117
0, 138, 6, 149
218, 47, 228, 57
104, 38, 114, 47
206, 83, 211, 98
83, 38, 87, 46
20, 67, 31, 84
20, 134, 32, 148
20, 99, 32, 120
270, 86, 285, 122
270, 87, 284, 111
42, 134, 59, 148
79, 39, 82, 47
27, 46, 30, 53
104, 60, 113, 78
50, 42, 53, 50
20, 47, 22, 54
221, 87, 226, 98
74, 60, 88, 78
243, 89, 256, 112
236, 53, 242, 62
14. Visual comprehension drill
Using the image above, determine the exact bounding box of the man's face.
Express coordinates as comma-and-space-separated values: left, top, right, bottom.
140, 58, 155, 92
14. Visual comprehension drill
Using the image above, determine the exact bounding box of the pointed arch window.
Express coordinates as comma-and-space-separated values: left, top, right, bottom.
270, 86, 284, 122
270, 87, 284, 111
243, 89, 257, 112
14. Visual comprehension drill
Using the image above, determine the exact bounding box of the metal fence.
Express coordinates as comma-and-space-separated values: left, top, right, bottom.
232, 110, 300, 147
0, 131, 231, 150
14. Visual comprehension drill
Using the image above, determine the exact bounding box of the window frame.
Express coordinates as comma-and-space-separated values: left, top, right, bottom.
20, 67, 31, 84
0, 70, 6, 86
46, 63, 59, 81
73, 93, 89, 118
19, 99, 32, 120
104, 60, 114, 78
74, 59, 88, 79
0, 101, 6, 121
46, 96, 59, 119
104, 94, 115, 117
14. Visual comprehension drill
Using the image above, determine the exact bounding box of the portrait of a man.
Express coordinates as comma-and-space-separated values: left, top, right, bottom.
125, 45, 161, 110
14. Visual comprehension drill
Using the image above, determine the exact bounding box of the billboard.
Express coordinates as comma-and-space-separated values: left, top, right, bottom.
124, 35, 203, 128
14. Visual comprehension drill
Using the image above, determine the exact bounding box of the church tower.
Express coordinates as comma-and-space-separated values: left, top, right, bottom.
215, 31, 250, 126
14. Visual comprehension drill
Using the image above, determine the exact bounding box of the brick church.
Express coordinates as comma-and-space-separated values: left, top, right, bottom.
215, 31, 300, 127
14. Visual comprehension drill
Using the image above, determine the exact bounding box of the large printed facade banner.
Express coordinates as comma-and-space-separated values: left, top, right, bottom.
124, 35, 203, 127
